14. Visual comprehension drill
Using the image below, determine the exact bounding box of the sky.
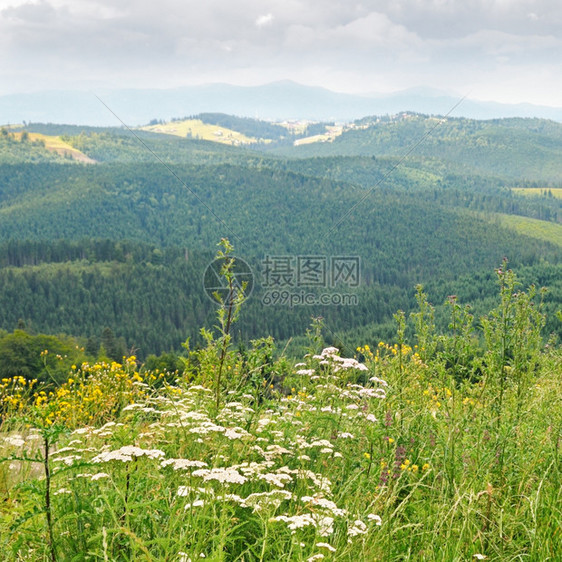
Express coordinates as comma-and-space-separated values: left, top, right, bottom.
1, 0, 561, 106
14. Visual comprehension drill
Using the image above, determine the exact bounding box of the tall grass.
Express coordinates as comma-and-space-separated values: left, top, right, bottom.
1, 261, 561, 560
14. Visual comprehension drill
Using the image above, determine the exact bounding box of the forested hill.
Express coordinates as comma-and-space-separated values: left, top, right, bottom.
269, 114, 562, 183
0, 113, 561, 358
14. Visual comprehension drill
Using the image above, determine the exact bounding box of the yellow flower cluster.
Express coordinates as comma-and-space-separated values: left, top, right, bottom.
357, 342, 416, 365
399, 459, 419, 473
422, 384, 454, 409
44, 357, 151, 427
2, 357, 166, 429
356, 345, 374, 360
1, 376, 37, 413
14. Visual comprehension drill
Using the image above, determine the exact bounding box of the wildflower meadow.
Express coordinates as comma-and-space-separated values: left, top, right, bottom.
1, 254, 561, 561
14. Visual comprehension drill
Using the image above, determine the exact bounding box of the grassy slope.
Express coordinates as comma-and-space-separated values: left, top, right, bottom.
140, 119, 260, 145
10, 132, 95, 163
491, 212, 562, 248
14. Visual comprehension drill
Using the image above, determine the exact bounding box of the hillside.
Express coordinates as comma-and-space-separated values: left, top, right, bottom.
0, 128, 94, 164
270, 114, 562, 183
1, 263, 561, 560
0, 113, 560, 355
140, 118, 260, 146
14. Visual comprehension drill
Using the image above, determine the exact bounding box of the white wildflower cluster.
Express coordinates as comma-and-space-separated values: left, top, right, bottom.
177, 485, 293, 513
52, 454, 82, 466
298, 469, 332, 494
187, 385, 213, 393
161, 458, 208, 470
271, 513, 334, 536
189, 421, 226, 435
312, 347, 369, 373
347, 519, 368, 537
52, 446, 76, 455
223, 427, 251, 440
272, 513, 316, 532
234, 460, 275, 476
122, 403, 160, 414
217, 402, 255, 425
92, 445, 165, 463
296, 369, 315, 376
89, 421, 126, 438
91, 472, 110, 481
243, 490, 294, 512
4, 435, 25, 448
184, 499, 205, 509
338, 432, 355, 439
339, 384, 386, 401
192, 467, 247, 485
320, 405, 340, 413
29, 356, 388, 560
367, 513, 382, 525
316, 542, 337, 553
301, 495, 347, 517
263, 444, 293, 460
256, 471, 293, 488
295, 437, 337, 456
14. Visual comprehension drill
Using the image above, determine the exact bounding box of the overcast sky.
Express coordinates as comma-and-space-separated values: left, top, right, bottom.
1, 0, 561, 106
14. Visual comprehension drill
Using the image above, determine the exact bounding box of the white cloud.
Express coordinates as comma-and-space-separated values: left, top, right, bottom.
0, 0, 560, 106
256, 13, 274, 27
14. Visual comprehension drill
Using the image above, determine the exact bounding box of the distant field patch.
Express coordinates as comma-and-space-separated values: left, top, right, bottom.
511, 187, 562, 199
491, 212, 562, 248
12, 132, 96, 163
140, 119, 259, 146
293, 125, 343, 146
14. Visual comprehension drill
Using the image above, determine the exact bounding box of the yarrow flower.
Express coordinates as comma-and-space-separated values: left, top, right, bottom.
92, 446, 165, 463
271, 513, 316, 532
91, 472, 110, 481
348, 519, 368, 538
271, 514, 334, 536
192, 467, 247, 485
316, 542, 336, 553
161, 458, 208, 470
184, 500, 205, 509
4, 436, 25, 447
313, 347, 369, 372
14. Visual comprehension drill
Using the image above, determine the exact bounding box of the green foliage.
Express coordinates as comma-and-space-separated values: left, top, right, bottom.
481, 262, 546, 430
0, 330, 88, 384
0, 132, 66, 164
1, 275, 561, 560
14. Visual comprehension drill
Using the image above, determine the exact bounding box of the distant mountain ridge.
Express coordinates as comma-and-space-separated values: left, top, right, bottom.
1, 81, 561, 127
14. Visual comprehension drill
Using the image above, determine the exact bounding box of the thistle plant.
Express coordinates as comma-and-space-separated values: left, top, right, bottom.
410, 284, 436, 363
482, 260, 545, 426
481, 260, 546, 481
210, 239, 248, 410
